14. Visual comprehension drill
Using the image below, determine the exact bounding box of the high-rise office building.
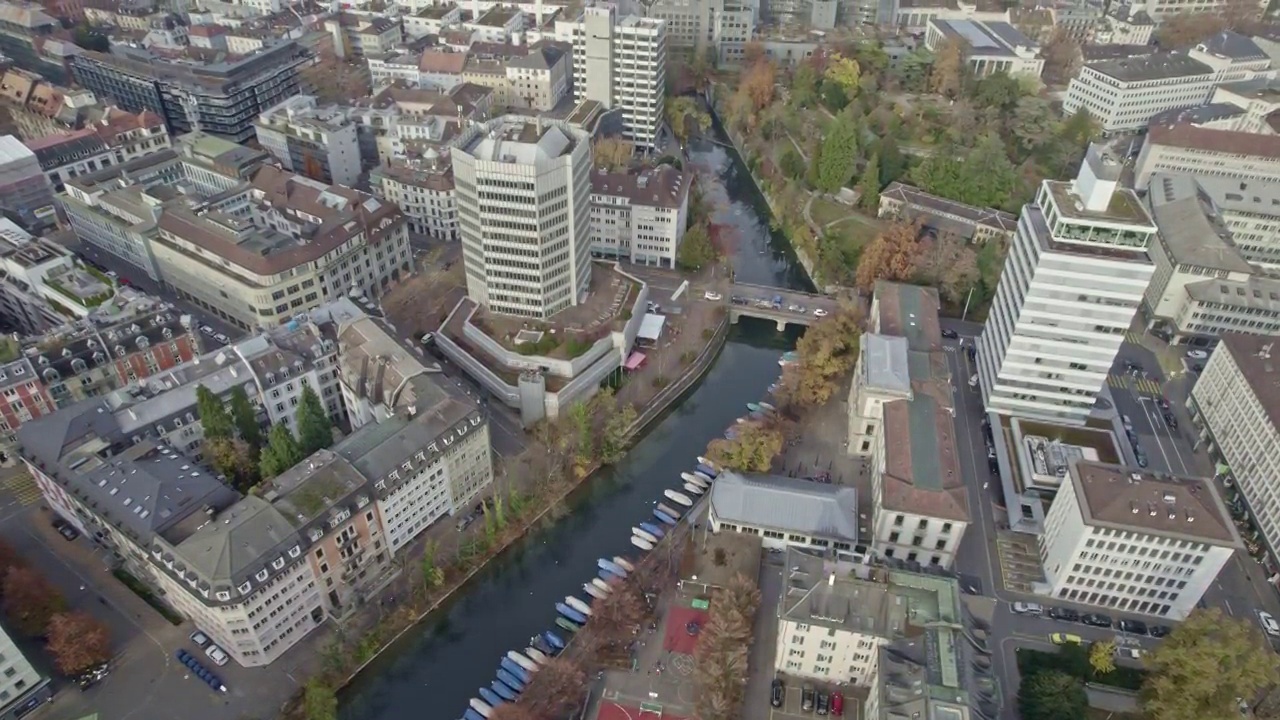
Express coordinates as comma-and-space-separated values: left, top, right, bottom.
451, 115, 592, 319
570, 7, 666, 149
976, 143, 1157, 424
0, 135, 57, 233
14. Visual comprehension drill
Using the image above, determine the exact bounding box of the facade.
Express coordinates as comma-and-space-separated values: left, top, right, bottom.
1039, 462, 1240, 619
69, 42, 308, 143
1188, 333, 1280, 564
976, 144, 1157, 424
451, 115, 592, 319
0, 135, 57, 233
0, 218, 75, 334
1134, 122, 1280, 190
1191, 175, 1280, 271
505, 43, 571, 111
26, 107, 171, 192
1128, 0, 1265, 22
707, 471, 859, 554
0, 0, 70, 84
589, 165, 692, 268
877, 181, 1017, 246
1064, 33, 1274, 134
924, 19, 1043, 79
853, 282, 970, 569
254, 95, 363, 188
570, 7, 666, 149
0, 619, 51, 719
370, 151, 458, 240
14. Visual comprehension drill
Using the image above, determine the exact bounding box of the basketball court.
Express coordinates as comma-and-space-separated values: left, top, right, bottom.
595, 701, 688, 720
661, 605, 708, 656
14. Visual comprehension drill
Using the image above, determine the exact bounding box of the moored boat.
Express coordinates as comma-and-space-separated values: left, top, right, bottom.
694, 470, 715, 484
653, 508, 677, 525
683, 482, 705, 496
681, 472, 708, 488
556, 602, 588, 625
507, 650, 539, 673
497, 668, 526, 693
565, 596, 593, 616
657, 502, 682, 518
464, 708, 487, 720
542, 630, 566, 650
584, 582, 608, 600
525, 647, 550, 665
696, 463, 718, 477
470, 699, 493, 718
599, 567, 623, 582
746, 402, 763, 412
490, 680, 518, 702
724, 429, 739, 440
613, 557, 636, 572
531, 634, 557, 656
631, 534, 654, 551
665, 489, 693, 507
591, 577, 614, 594
697, 456, 718, 470
632, 526, 659, 544
479, 687, 505, 707
499, 658, 530, 683
554, 617, 580, 633
639, 521, 665, 539
598, 558, 627, 576
760, 401, 776, 411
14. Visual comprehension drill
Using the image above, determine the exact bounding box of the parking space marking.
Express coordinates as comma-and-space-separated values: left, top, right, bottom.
2, 472, 41, 506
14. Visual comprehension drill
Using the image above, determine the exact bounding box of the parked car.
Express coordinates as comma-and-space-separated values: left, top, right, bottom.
941, 328, 959, 339
1118, 619, 1149, 635
1186, 349, 1209, 360
1259, 612, 1280, 637
1081, 613, 1113, 628
1135, 448, 1149, 468
1115, 647, 1144, 660
771, 679, 785, 708
1050, 633, 1083, 645
205, 644, 229, 666
199, 325, 215, 336
1012, 602, 1044, 615
831, 691, 844, 717
1047, 607, 1081, 622
1191, 363, 1205, 374
1122, 415, 1134, 430
190, 630, 211, 648
801, 685, 816, 712
1148, 624, 1172, 638
813, 308, 828, 317
704, 291, 722, 301
51, 516, 78, 541
816, 689, 829, 716
771, 295, 783, 309
214, 333, 231, 345
730, 296, 747, 305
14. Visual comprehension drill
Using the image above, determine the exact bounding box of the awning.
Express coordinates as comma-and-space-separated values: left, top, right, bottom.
624, 351, 647, 370
638, 313, 666, 341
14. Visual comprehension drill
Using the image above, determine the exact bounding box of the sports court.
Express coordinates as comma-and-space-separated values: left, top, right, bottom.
661, 605, 708, 655
595, 701, 688, 720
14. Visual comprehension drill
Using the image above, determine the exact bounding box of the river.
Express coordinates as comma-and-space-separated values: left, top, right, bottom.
339, 133, 811, 720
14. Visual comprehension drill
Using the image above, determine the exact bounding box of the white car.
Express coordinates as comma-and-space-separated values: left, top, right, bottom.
704, 291, 722, 301
205, 644, 230, 666
1115, 647, 1144, 660
1012, 602, 1043, 615
1186, 350, 1209, 360
190, 630, 210, 648
1259, 612, 1280, 637
812, 308, 828, 318
199, 325, 215, 336
214, 333, 231, 345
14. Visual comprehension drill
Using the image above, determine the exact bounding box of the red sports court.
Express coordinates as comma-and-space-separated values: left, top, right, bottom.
662, 604, 708, 655
596, 701, 687, 720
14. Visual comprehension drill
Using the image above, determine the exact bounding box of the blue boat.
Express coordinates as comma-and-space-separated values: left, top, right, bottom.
653, 508, 677, 525
497, 668, 527, 692
479, 687, 505, 708
556, 602, 588, 624
491, 679, 518, 701
542, 630, 566, 650
724, 429, 739, 440
599, 567, 622, 582
598, 558, 627, 577
531, 635, 557, 656
464, 709, 487, 720
639, 521, 665, 539
500, 657, 530, 683
696, 463, 718, 477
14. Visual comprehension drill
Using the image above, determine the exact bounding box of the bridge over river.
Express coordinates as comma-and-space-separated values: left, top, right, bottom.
726, 282, 840, 330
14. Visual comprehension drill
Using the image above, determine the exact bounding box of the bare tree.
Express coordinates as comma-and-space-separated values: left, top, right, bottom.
521, 658, 587, 718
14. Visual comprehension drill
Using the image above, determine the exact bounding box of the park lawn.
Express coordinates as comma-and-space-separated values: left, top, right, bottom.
1086, 709, 1144, 720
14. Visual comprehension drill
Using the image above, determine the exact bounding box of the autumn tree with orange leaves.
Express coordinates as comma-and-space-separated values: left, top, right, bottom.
46, 611, 110, 675
775, 306, 862, 409
487, 704, 538, 720
2, 566, 66, 636
855, 220, 924, 293
520, 657, 587, 719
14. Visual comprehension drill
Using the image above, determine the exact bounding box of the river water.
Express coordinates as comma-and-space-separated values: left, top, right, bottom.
339, 134, 811, 720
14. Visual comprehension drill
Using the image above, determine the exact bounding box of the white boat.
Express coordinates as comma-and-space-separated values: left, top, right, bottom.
760, 401, 776, 411
665, 489, 693, 507
683, 482, 706, 496
681, 472, 709, 488
613, 557, 636, 573
525, 647, 550, 665
565, 596, 593, 616
657, 502, 683, 518
584, 583, 609, 600
470, 699, 494, 718
507, 650, 539, 673
693, 471, 715, 484
591, 577, 614, 594
631, 535, 654, 551
697, 456, 719, 471
633, 526, 659, 544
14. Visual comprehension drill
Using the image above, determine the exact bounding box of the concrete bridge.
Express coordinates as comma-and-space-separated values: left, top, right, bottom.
726, 283, 840, 331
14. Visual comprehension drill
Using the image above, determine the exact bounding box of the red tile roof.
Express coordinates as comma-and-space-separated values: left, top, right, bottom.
1147, 121, 1280, 159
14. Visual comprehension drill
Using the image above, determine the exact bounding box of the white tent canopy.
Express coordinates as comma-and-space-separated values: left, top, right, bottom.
638, 313, 666, 342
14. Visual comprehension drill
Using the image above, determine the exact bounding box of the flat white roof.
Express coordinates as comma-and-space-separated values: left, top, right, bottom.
638, 312, 665, 341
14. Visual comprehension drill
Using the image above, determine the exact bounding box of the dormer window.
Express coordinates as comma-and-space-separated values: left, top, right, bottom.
216, 591, 231, 601
255, 568, 268, 582
272, 556, 285, 570
238, 581, 251, 594
288, 545, 301, 558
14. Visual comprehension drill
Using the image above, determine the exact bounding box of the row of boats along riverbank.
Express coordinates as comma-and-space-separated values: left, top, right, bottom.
458, 457, 726, 720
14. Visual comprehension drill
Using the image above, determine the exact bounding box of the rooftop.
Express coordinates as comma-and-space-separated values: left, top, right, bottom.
1217, 333, 1280, 432
1184, 276, 1280, 313
709, 471, 859, 542
930, 19, 1037, 56
590, 165, 691, 210
459, 117, 580, 164
1086, 51, 1212, 83
1145, 122, 1280, 160
1194, 30, 1266, 61
873, 280, 942, 351
1146, 174, 1252, 273
880, 181, 1018, 238
1046, 180, 1155, 228
1147, 103, 1245, 127
1070, 462, 1240, 546
260, 449, 368, 528
1192, 176, 1280, 217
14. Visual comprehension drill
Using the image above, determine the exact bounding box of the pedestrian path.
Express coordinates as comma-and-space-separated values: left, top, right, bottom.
1, 471, 40, 506
1106, 374, 1163, 397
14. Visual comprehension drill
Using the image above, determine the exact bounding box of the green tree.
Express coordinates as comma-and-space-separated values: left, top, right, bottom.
296, 386, 333, 455
857, 154, 881, 212
421, 540, 444, 593
957, 134, 1018, 209
819, 78, 848, 112
876, 136, 907, 186
601, 402, 637, 464
228, 386, 261, 449
1018, 670, 1087, 720
706, 422, 783, 473
304, 678, 338, 720
823, 53, 861, 97
1010, 96, 1058, 156
259, 424, 304, 478
790, 63, 819, 108
203, 437, 259, 490
1141, 608, 1280, 720
1089, 640, 1116, 675
677, 221, 717, 270
972, 72, 1023, 116
780, 147, 807, 181
196, 385, 234, 440
667, 96, 711, 144
895, 48, 932, 93
815, 113, 859, 193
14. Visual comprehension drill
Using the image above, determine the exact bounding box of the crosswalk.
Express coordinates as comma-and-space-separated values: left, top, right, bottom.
1124, 331, 1145, 345
1, 471, 41, 506
1107, 374, 1163, 397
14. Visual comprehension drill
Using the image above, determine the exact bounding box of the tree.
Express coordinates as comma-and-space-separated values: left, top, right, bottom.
815, 112, 859, 193
592, 137, 632, 171
0, 540, 26, 589
521, 658, 587, 719
877, 137, 907, 186
1141, 608, 1280, 720
2, 567, 65, 636
677, 221, 717, 271
741, 59, 777, 112
196, 385, 234, 440
667, 96, 711, 144
706, 422, 783, 473
856, 221, 923, 292
1018, 670, 1087, 720
780, 147, 806, 181
928, 38, 966, 99
296, 386, 334, 456
228, 386, 261, 449
694, 573, 760, 720
488, 705, 539, 720
790, 63, 820, 108
259, 423, 304, 478
1010, 96, 1058, 156
1089, 640, 1116, 675
590, 583, 646, 641
915, 234, 980, 305
600, 402, 637, 465
819, 78, 849, 112
776, 308, 862, 408
1155, 11, 1229, 47
203, 436, 259, 490
46, 611, 110, 675
895, 48, 933, 93
972, 72, 1023, 117
420, 540, 444, 593
304, 678, 338, 720
957, 134, 1019, 209
824, 53, 861, 98
857, 154, 881, 212
1040, 28, 1082, 85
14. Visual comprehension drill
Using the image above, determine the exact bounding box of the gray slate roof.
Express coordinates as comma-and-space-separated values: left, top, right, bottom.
710, 471, 858, 542
173, 495, 298, 591
1195, 30, 1266, 61
864, 334, 911, 394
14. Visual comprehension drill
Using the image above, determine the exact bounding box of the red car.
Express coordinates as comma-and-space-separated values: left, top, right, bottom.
831, 691, 844, 716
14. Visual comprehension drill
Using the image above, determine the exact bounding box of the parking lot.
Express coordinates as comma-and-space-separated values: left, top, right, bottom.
767, 678, 855, 720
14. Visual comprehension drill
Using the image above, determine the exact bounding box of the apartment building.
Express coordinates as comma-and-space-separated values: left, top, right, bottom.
506, 43, 571, 111
0, 619, 50, 718
707, 471, 860, 554
1127, 0, 1266, 22
589, 165, 692, 268
1039, 462, 1240, 619
877, 181, 1017, 246
925, 19, 1043, 79
1209, 79, 1280, 135
1094, 8, 1154, 46
1064, 32, 1274, 134
69, 41, 308, 143
452, 115, 592, 319
570, 7, 666, 149
0, 0, 71, 84
351, 83, 494, 166
324, 14, 405, 58
0, 218, 76, 333
26, 108, 171, 192
641, 0, 754, 64
0, 134, 57, 233
976, 144, 1157, 424
1135, 122, 1280, 190
254, 95, 363, 188
1192, 175, 1280, 271
403, 4, 463, 38
152, 165, 411, 331
370, 150, 458, 240
0, 67, 98, 140
1189, 333, 1280, 563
